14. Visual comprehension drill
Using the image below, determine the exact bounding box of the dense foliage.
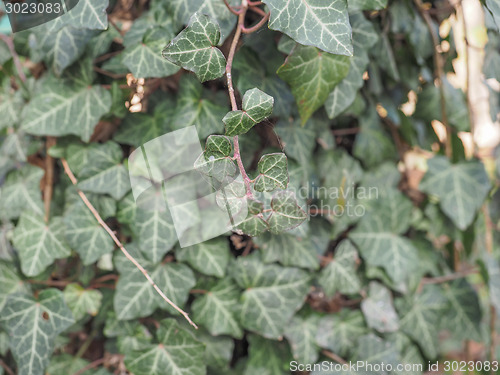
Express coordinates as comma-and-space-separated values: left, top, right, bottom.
0, 0, 500, 374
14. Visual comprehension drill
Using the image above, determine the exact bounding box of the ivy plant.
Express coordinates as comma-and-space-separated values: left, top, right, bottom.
0, 0, 500, 374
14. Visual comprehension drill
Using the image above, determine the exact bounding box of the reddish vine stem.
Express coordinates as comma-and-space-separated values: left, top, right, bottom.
242, 12, 270, 34
61, 159, 198, 329
248, 5, 267, 17
0, 359, 15, 375
223, 0, 244, 15
226, 4, 254, 196
0, 34, 26, 83
72, 358, 106, 375
44, 137, 56, 223
420, 267, 478, 285
321, 350, 348, 365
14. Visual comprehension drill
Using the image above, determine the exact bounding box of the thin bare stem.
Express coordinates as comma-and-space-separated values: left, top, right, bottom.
0, 34, 26, 83
44, 137, 56, 223
248, 5, 267, 17
108, 17, 125, 37
248, 0, 263, 6
321, 350, 348, 365
61, 159, 198, 329
242, 12, 270, 34
72, 358, 106, 375
226, 6, 254, 196
0, 360, 15, 375
331, 127, 360, 136
421, 267, 478, 285
414, 0, 452, 159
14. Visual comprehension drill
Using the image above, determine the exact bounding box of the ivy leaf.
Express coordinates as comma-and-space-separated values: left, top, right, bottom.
485, 0, 500, 28
191, 278, 243, 338
114, 245, 195, 319
267, 191, 308, 234
0, 289, 75, 375
277, 45, 350, 123
0, 90, 23, 130
284, 314, 320, 364
361, 282, 399, 333
176, 237, 230, 278
419, 157, 491, 230
354, 334, 400, 370
197, 330, 234, 370
162, 13, 226, 82
21, 77, 111, 142
63, 283, 102, 321
13, 213, 71, 277
275, 118, 316, 166
0, 262, 28, 311
245, 334, 292, 375
172, 75, 227, 138
123, 39, 180, 79
262, 0, 353, 56
47, 354, 112, 375
396, 285, 447, 359
50, 0, 109, 31
223, 88, 274, 136
206, 135, 232, 156
0, 165, 44, 220
318, 240, 362, 297
64, 200, 114, 265
350, 194, 419, 284
255, 233, 320, 270
442, 279, 482, 342
324, 13, 378, 118
254, 153, 288, 192
230, 253, 311, 339
316, 310, 366, 357
124, 318, 206, 375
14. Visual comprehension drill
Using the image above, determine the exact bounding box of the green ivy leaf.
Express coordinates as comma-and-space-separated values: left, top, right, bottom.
114, 245, 195, 319
267, 191, 307, 234
223, 88, 274, 137
176, 238, 230, 278
0, 90, 23, 130
0, 165, 44, 220
396, 285, 447, 359
277, 45, 350, 123
284, 314, 320, 364
255, 233, 319, 270
230, 253, 311, 339
50, 0, 109, 31
64, 200, 114, 265
191, 278, 243, 338
63, 283, 102, 321
350, 193, 419, 284
172, 75, 227, 138
13, 213, 71, 277
316, 310, 367, 357
262, 0, 353, 56
361, 282, 399, 333
354, 334, 400, 370
419, 157, 491, 230
21, 77, 111, 142
442, 279, 482, 342
318, 240, 362, 297
124, 318, 206, 375
254, 153, 288, 192
0, 289, 75, 375
275, 118, 316, 166
245, 334, 292, 375
197, 330, 234, 371
47, 354, 112, 375
123, 39, 180, 79
0, 262, 27, 311
162, 13, 226, 82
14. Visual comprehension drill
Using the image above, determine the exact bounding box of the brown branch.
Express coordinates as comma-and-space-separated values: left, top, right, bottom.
248, 5, 267, 17
108, 17, 125, 37
94, 50, 123, 63
248, 0, 263, 6
44, 137, 56, 223
414, 0, 452, 159
72, 358, 106, 375
0, 360, 15, 375
226, 5, 253, 197
242, 12, 270, 34
421, 267, 478, 285
93, 66, 128, 79
0, 34, 26, 83
331, 127, 360, 136
61, 159, 198, 329
321, 350, 348, 365
27, 279, 71, 287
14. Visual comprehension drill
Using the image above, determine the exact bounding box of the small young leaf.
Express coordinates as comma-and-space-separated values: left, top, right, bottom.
254, 153, 288, 192
63, 283, 103, 321
267, 191, 307, 234
206, 135, 232, 156
0, 289, 75, 375
277, 45, 350, 124
223, 88, 274, 136
162, 13, 226, 82
13, 213, 71, 277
